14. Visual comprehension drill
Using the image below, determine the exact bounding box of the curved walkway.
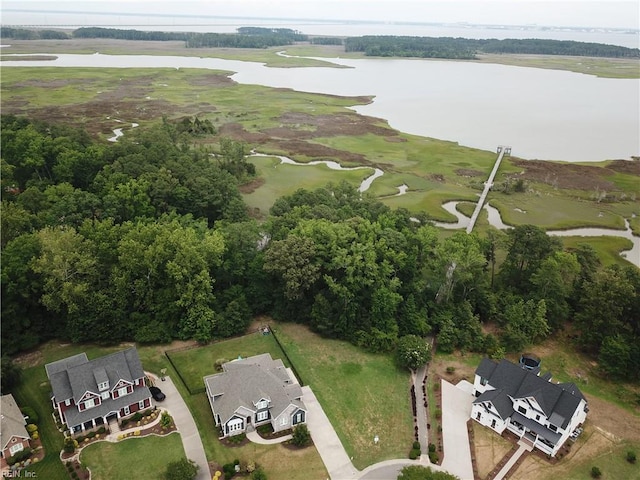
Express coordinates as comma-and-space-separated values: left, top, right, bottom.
155, 375, 211, 480
246, 430, 292, 445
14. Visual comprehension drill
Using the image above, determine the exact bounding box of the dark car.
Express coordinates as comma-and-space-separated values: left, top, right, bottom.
149, 386, 166, 401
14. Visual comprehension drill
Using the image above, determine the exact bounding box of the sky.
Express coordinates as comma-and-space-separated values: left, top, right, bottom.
2, 0, 639, 30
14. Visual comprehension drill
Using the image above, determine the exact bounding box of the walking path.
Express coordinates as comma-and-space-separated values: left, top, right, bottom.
493, 440, 532, 480
413, 364, 429, 456
246, 430, 292, 445
156, 376, 211, 480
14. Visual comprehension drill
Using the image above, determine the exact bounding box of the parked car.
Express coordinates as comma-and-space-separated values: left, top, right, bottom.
149, 386, 166, 401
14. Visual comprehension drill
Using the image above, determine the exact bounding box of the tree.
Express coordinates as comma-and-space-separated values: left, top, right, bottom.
396, 335, 431, 371
263, 235, 320, 301
398, 465, 460, 480
164, 458, 198, 480
291, 424, 311, 447
0, 356, 22, 393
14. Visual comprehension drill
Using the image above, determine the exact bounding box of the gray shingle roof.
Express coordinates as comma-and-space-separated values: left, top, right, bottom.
46, 348, 145, 403
1, 394, 29, 450
63, 387, 151, 428
204, 354, 304, 426
476, 358, 585, 428
473, 388, 514, 420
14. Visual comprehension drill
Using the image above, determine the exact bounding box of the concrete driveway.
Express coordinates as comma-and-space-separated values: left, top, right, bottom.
439, 380, 474, 480
302, 385, 359, 480
155, 376, 211, 480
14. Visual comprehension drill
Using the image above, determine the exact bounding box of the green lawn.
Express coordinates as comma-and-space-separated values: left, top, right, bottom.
272, 322, 414, 469
166, 331, 290, 393
81, 433, 185, 479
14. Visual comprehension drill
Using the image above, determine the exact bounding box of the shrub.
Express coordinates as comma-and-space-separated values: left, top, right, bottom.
409, 448, 421, 460
228, 433, 246, 444
291, 424, 311, 447
429, 451, 439, 463
446, 366, 456, 374
590, 466, 602, 478
160, 411, 173, 429
428, 443, 436, 453
246, 461, 256, 473
21, 407, 39, 424
31, 431, 39, 440
86, 431, 96, 438
164, 458, 198, 480
72, 472, 79, 480
215, 358, 229, 372
26, 424, 38, 433
63, 436, 77, 453
413, 441, 421, 450
252, 468, 267, 480
97, 426, 106, 434
627, 450, 637, 463
223, 463, 236, 478
7, 447, 33, 465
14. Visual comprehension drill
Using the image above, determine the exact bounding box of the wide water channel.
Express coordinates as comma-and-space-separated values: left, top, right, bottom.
3, 51, 639, 161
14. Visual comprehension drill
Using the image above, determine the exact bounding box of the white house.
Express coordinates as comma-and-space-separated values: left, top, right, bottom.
204, 354, 306, 438
471, 358, 588, 456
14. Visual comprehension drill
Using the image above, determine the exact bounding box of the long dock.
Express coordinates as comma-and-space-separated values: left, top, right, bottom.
466, 146, 510, 234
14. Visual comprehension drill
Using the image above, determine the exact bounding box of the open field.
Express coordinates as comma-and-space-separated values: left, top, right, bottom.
81, 434, 186, 480
166, 330, 289, 392
272, 322, 414, 469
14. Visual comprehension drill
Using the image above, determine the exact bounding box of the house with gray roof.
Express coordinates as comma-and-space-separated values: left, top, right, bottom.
471, 358, 588, 457
45, 348, 152, 434
0, 394, 30, 461
204, 354, 306, 438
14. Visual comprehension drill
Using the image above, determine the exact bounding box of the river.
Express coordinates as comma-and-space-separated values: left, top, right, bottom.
3, 52, 638, 161
435, 201, 639, 267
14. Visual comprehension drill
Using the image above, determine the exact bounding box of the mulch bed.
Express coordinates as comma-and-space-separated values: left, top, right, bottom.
281, 439, 314, 451
220, 435, 250, 448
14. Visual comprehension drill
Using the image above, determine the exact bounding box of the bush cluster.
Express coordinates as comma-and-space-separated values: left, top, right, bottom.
7, 447, 33, 465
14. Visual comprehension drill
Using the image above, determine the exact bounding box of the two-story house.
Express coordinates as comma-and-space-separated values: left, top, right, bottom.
204, 353, 307, 438
0, 394, 31, 462
45, 348, 152, 434
471, 358, 588, 457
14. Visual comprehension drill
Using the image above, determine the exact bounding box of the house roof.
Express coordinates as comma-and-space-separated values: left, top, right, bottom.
475, 358, 585, 429
204, 354, 304, 426
45, 348, 146, 403
1, 394, 29, 450
63, 386, 151, 428
473, 388, 514, 420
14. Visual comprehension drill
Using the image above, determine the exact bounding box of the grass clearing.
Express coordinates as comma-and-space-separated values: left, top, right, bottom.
559, 236, 634, 267
272, 322, 414, 469
166, 331, 289, 393
81, 433, 185, 479
471, 421, 514, 478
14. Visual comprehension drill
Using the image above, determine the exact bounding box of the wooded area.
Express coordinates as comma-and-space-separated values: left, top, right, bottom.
1, 115, 638, 381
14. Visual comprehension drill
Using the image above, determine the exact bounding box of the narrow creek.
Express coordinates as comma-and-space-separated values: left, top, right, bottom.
436, 201, 639, 267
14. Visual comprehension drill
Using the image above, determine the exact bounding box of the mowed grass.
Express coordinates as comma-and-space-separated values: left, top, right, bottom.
166, 331, 289, 392
272, 322, 414, 469
81, 434, 186, 479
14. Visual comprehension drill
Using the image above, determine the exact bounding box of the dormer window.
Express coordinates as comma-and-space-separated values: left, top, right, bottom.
257, 400, 268, 410
98, 381, 109, 391
480, 377, 488, 386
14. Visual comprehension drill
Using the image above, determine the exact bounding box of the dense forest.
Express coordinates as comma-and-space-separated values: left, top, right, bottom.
2, 27, 637, 58
1, 115, 639, 382
344, 36, 640, 58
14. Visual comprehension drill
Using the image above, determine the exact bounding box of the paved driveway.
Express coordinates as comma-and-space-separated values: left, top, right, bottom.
156, 376, 211, 480
302, 385, 359, 480
439, 380, 474, 480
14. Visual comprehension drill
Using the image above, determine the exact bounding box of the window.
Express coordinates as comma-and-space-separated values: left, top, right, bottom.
101, 392, 109, 400
257, 411, 269, 422
228, 419, 243, 433
536, 415, 541, 421
549, 424, 557, 432
117, 386, 129, 398
123, 405, 130, 416
476, 412, 482, 421
98, 381, 109, 391
280, 416, 288, 426
491, 419, 496, 429
139, 400, 146, 409
65, 399, 71, 406
294, 412, 304, 424
480, 377, 488, 386
9, 443, 24, 455
518, 406, 527, 415
84, 398, 95, 410
257, 400, 268, 409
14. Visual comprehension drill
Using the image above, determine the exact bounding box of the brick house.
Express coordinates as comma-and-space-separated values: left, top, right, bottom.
45, 348, 152, 434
